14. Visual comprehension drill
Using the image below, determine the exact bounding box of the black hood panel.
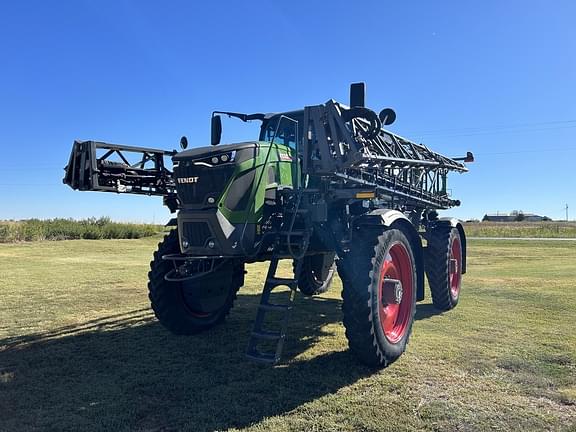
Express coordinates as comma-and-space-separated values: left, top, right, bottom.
173, 141, 258, 161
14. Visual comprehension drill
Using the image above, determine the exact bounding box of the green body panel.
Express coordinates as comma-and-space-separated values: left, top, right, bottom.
217, 141, 296, 224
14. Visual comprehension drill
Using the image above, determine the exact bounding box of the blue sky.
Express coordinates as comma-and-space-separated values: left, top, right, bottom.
1, 1, 574, 222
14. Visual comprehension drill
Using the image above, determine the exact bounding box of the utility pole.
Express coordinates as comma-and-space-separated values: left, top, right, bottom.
565, 204, 569, 222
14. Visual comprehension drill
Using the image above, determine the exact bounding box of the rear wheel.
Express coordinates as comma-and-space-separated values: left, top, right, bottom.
425, 227, 462, 310
148, 229, 244, 335
338, 228, 417, 367
294, 253, 336, 296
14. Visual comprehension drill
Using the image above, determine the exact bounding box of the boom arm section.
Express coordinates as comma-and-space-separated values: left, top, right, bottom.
63, 140, 176, 196
302, 100, 470, 209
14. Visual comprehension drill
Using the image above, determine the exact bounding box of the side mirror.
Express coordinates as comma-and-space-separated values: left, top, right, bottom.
378, 108, 396, 126
453, 151, 475, 163
350, 82, 365, 107
180, 136, 188, 150
211, 115, 222, 146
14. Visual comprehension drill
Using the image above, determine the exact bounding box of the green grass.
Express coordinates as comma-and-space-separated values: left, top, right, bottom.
1, 237, 575, 431
464, 221, 576, 238
0, 217, 162, 242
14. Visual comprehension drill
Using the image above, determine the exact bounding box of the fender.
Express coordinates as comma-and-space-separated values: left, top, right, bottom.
355, 209, 426, 302
355, 208, 411, 227
437, 217, 467, 274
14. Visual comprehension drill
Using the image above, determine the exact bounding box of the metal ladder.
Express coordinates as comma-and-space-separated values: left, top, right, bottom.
246, 202, 311, 364
245, 255, 303, 364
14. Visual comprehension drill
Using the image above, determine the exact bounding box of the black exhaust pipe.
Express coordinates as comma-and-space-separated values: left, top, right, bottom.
349, 82, 365, 107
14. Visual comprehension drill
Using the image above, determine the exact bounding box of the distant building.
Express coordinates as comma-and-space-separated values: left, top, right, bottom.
482, 214, 515, 222
482, 211, 550, 222
523, 214, 550, 222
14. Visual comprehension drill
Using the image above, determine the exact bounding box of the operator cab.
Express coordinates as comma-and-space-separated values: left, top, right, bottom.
206, 109, 303, 150
258, 110, 303, 151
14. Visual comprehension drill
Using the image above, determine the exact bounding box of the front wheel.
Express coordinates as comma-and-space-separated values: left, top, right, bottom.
148, 229, 244, 335
338, 228, 417, 368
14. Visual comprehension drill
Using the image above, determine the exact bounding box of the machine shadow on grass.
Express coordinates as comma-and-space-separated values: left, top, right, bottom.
0, 294, 441, 432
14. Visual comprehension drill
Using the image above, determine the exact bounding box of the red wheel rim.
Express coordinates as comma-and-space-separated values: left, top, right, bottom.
188, 309, 211, 318
377, 242, 414, 344
449, 236, 462, 298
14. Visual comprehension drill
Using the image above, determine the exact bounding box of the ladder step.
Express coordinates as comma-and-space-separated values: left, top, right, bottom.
266, 277, 298, 289
246, 243, 306, 365
245, 351, 279, 364
251, 329, 284, 340
258, 303, 292, 312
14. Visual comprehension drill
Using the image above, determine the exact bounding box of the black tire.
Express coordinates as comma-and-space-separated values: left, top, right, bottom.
425, 227, 463, 311
294, 253, 336, 296
148, 229, 244, 335
337, 228, 417, 368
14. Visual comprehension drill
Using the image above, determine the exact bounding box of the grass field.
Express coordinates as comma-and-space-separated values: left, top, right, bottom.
1, 237, 575, 431
464, 221, 576, 238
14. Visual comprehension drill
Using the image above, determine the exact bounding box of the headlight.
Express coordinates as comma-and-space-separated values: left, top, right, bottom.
193, 151, 235, 167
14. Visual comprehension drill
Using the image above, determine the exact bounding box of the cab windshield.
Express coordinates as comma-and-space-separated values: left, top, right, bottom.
259, 111, 303, 150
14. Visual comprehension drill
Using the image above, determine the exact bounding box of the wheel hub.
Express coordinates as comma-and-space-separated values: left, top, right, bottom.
449, 258, 458, 275
382, 278, 403, 305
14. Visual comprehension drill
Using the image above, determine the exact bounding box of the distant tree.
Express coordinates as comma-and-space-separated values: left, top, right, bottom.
482, 214, 489, 222
515, 212, 525, 222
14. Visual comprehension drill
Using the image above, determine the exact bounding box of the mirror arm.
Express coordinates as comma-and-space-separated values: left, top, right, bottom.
212, 111, 265, 122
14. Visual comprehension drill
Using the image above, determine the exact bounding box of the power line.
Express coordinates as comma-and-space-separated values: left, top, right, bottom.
410, 125, 576, 140
403, 119, 576, 137
474, 147, 576, 156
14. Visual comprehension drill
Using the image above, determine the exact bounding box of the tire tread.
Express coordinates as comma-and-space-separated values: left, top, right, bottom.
147, 229, 241, 335
425, 227, 459, 311
338, 228, 416, 367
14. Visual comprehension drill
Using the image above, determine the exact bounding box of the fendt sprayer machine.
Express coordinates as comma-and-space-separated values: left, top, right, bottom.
64, 83, 473, 367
